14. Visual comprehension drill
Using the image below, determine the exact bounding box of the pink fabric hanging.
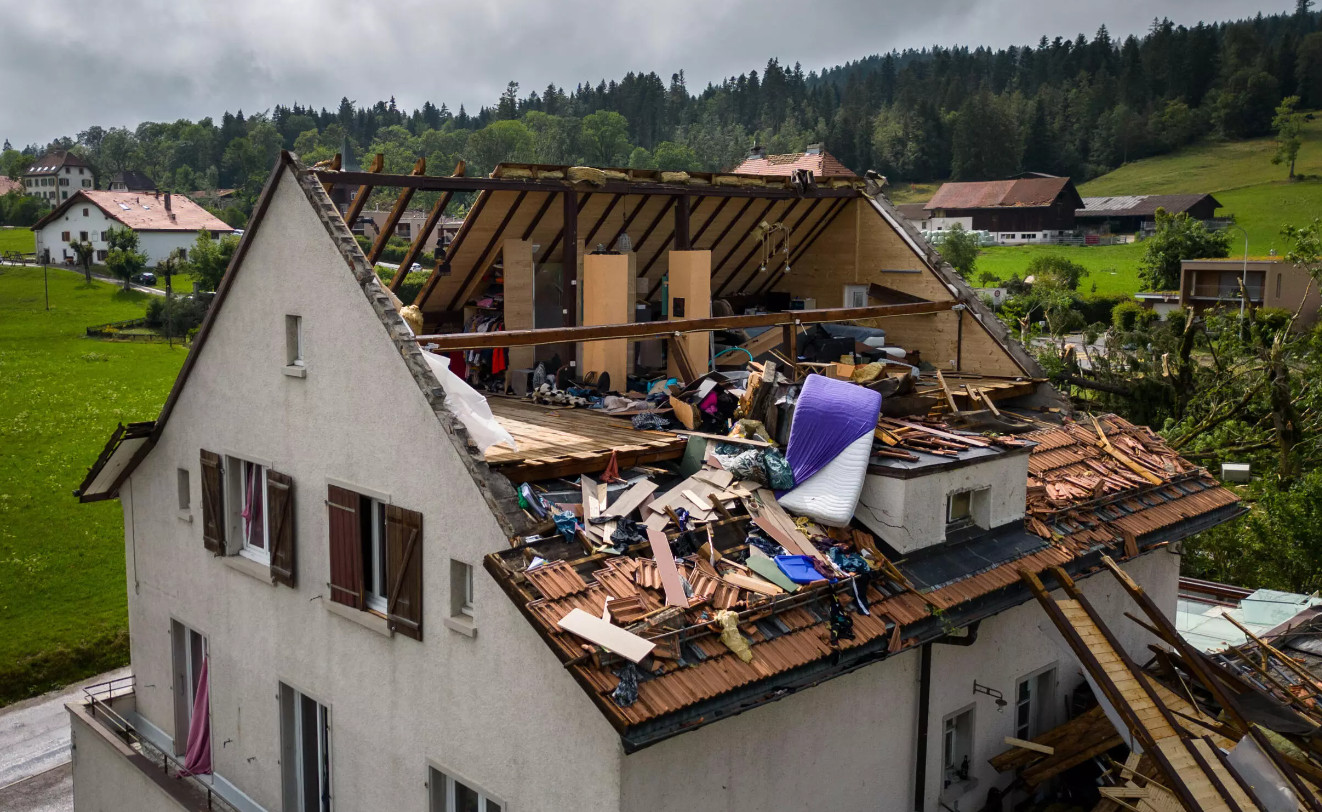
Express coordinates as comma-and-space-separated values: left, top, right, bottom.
241, 463, 262, 547
178, 657, 211, 776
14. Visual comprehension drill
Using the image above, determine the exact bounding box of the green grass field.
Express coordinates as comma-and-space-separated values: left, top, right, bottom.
0, 267, 184, 703
0, 227, 35, 254
974, 244, 1143, 295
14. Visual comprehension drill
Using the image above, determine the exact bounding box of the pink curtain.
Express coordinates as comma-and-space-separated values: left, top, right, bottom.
178, 657, 211, 776
241, 463, 262, 547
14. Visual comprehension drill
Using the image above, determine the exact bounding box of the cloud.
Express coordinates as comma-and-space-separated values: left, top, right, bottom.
0, 0, 1276, 147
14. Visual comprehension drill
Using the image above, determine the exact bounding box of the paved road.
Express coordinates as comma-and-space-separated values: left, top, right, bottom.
0, 764, 72, 812
0, 668, 130, 792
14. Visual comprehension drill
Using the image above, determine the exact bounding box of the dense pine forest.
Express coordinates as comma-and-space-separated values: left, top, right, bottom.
3, 3, 1320, 225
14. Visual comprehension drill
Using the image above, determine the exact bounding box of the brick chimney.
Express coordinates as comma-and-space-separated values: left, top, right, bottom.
747, 144, 767, 161
164, 192, 172, 211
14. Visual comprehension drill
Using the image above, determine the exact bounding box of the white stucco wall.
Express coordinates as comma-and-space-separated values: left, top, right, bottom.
616, 547, 1179, 812
115, 165, 623, 812
35, 201, 220, 266
855, 452, 1029, 554
70, 706, 188, 812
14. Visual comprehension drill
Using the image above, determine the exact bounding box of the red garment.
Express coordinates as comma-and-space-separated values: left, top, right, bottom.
178, 657, 211, 776
491, 348, 507, 375
447, 352, 467, 378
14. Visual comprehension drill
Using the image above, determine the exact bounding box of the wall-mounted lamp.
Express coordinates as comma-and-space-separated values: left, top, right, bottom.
973, 680, 1007, 711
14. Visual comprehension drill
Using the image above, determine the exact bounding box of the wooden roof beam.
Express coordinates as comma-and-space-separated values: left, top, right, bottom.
710, 199, 779, 297
629, 197, 677, 270
413, 189, 491, 310
446, 190, 529, 311
582, 194, 623, 251
605, 194, 650, 250
413, 300, 953, 350
390, 188, 453, 295
751, 197, 833, 296
537, 192, 593, 265
316, 168, 860, 200
723, 199, 802, 296
690, 196, 731, 245
366, 157, 426, 266
343, 153, 385, 231
639, 197, 703, 298
520, 192, 556, 241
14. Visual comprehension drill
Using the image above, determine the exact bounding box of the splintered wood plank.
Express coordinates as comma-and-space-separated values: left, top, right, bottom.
557, 608, 655, 663
600, 479, 658, 519
647, 528, 689, 608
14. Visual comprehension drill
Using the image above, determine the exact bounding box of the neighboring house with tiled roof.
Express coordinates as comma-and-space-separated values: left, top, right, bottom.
1076, 193, 1222, 234
925, 176, 1084, 244
23, 150, 93, 205
32, 190, 234, 266
732, 143, 857, 179
0, 176, 23, 196
68, 153, 1243, 812
108, 170, 158, 193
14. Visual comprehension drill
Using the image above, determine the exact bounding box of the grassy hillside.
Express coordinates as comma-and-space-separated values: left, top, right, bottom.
0, 267, 184, 704
975, 244, 1142, 296
1078, 116, 1322, 196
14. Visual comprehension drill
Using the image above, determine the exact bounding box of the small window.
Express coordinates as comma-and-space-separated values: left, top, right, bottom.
942, 707, 974, 788
451, 560, 474, 619
61, 231, 70, 242
226, 456, 269, 562
177, 468, 190, 511
362, 496, 389, 613
1015, 667, 1057, 740
396, 223, 411, 238
79, 231, 88, 241
843, 284, 869, 309
82, 208, 89, 217
947, 491, 972, 524
96, 250, 107, 261
101, 231, 109, 241
1277, 273, 1283, 299
286, 315, 304, 367
430, 767, 503, 812
280, 684, 331, 812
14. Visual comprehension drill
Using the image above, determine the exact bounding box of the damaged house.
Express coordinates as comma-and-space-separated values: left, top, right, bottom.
72, 152, 1246, 812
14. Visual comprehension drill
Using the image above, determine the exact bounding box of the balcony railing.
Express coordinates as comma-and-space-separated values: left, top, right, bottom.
1189, 284, 1263, 301
82, 675, 241, 812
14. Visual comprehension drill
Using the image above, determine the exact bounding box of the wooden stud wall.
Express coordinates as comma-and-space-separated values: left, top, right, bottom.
667, 250, 711, 378
581, 253, 632, 386
502, 239, 536, 377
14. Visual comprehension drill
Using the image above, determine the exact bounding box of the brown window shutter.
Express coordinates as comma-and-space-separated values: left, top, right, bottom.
326, 485, 363, 608
266, 470, 295, 587
385, 505, 423, 640
200, 450, 225, 554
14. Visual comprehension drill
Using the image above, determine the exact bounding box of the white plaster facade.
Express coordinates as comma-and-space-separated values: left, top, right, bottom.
34, 205, 218, 267
72, 159, 1183, 812
855, 451, 1030, 555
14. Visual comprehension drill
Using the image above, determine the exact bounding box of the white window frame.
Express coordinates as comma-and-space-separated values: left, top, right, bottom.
177, 467, 191, 511
363, 498, 389, 614
1015, 664, 1058, 741
170, 620, 207, 756
281, 683, 332, 812
941, 704, 974, 788
429, 766, 503, 812
226, 455, 270, 563
286, 314, 304, 367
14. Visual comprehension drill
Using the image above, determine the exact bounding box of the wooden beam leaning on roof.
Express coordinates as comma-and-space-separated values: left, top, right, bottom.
1098, 555, 1322, 812
366, 157, 426, 266
413, 300, 955, 351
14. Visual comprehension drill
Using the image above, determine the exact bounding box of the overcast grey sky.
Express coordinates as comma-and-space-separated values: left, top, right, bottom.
0, 0, 1280, 148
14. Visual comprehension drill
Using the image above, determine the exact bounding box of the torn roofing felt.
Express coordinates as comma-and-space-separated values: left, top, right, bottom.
485, 413, 1242, 752
74, 152, 533, 536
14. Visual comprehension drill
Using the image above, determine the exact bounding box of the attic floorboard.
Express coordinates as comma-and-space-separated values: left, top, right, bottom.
484, 397, 687, 481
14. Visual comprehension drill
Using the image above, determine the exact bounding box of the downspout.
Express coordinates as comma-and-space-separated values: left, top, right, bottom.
914, 621, 980, 812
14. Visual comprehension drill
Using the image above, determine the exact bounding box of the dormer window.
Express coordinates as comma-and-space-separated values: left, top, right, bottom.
946, 487, 990, 537
947, 491, 973, 525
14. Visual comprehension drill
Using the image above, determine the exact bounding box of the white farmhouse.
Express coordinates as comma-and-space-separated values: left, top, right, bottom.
24, 149, 94, 204
70, 153, 1243, 812
32, 190, 234, 266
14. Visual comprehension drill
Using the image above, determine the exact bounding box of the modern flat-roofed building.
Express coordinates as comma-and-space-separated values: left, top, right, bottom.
1180, 257, 1321, 328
